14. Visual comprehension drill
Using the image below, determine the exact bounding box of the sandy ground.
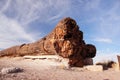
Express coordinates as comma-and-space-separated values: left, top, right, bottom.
0, 57, 120, 80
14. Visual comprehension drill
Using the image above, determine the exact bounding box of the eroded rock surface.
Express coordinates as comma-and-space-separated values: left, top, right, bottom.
0, 17, 96, 67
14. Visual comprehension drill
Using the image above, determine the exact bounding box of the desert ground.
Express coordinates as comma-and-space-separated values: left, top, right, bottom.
0, 57, 120, 80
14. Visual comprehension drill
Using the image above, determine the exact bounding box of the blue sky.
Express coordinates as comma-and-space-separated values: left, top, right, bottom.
0, 0, 120, 62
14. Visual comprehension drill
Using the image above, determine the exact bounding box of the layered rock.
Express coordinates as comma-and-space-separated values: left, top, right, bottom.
0, 17, 96, 67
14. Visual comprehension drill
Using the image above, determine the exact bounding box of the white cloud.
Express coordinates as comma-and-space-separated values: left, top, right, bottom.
0, 0, 11, 13
84, 0, 100, 11
0, 14, 35, 48
0, 0, 71, 49
82, 1, 120, 44
94, 38, 112, 43
3, 0, 70, 25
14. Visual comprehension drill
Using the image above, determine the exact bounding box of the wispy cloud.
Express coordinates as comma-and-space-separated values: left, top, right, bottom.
94, 38, 112, 43
80, 0, 120, 45
4, 0, 70, 25
0, 0, 71, 49
0, 0, 120, 53
0, 14, 35, 48
83, 0, 100, 11
0, 0, 11, 13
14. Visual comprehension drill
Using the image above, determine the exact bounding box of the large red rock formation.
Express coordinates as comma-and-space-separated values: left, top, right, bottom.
0, 17, 96, 67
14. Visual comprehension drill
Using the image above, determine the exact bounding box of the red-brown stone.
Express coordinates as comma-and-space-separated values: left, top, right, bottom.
0, 17, 96, 67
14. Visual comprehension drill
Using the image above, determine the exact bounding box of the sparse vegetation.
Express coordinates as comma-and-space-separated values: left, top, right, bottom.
96, 60, 116, 70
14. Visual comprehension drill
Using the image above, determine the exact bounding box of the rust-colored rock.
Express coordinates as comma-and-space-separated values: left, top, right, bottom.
0, 17, 96, 67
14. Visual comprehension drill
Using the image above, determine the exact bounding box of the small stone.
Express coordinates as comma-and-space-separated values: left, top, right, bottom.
11, 74, 17, 77
84, 65, 103, 71
1, 67, 23, 74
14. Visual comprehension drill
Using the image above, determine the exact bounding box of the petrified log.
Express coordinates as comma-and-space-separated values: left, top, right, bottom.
0, 17, 96, 67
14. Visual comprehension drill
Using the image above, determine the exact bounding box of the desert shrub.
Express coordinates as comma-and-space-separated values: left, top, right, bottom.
96, 60, 116, 70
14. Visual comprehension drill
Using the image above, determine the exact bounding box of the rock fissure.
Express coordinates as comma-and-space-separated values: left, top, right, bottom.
0, 17, 96, 67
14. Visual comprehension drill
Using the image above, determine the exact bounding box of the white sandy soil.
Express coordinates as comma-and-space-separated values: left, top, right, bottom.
0, 57, 120, 80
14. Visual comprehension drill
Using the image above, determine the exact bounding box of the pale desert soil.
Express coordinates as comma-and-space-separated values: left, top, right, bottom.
0, 57, 120, 80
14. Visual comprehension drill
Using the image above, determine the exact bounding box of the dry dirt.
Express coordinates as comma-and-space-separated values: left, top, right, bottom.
0, 57, 120, 80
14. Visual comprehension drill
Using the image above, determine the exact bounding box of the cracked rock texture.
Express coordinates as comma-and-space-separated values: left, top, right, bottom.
0, 17, 96, 67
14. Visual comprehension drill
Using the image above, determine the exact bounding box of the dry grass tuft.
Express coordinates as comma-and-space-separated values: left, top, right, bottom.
96, 60, 116, 70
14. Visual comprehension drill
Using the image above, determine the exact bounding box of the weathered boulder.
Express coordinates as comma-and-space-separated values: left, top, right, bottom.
83, 58, 93, 65
0, 17, 96, 67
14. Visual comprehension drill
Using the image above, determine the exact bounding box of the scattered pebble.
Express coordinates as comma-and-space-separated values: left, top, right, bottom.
1, 67, 23, 74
